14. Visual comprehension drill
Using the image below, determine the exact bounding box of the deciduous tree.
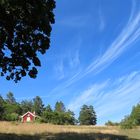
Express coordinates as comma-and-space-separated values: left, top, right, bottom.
0, 0, 55, 82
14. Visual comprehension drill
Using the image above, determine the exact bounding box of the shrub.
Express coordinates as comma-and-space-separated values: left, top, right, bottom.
5, 113, 19, 121
105, 120, 120, 126
120, 116, 137, 129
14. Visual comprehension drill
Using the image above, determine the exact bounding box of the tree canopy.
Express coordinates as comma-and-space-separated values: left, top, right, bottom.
6, 92, 16, 104
55, 101, 66, 112
0, 0, 55, 82
0, 93, 77, 125
0, 92, 99, 125
33, 96, 44, 116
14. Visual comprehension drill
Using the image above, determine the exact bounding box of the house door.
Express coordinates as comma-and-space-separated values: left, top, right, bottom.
27, 116, 31, 122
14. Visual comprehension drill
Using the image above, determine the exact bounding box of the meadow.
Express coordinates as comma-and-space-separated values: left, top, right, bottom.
0, 122, 139, 140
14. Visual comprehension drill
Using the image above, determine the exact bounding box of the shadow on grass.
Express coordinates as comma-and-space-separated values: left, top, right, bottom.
0, 132, 138, 140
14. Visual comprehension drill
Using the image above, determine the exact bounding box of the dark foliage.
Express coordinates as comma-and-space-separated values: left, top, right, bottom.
0, 0, 55, 82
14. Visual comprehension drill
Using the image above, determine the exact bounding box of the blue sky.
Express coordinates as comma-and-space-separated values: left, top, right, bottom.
1, 0, 140, 125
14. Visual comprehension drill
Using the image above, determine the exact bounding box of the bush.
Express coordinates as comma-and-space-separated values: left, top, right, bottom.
120, 116, 137, 129
5, 113, 19, 121
34, 117, 43, 123
105, 120, 120, 126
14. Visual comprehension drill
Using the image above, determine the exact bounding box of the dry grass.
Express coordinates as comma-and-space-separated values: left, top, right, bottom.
0, 121, 139, 140
0, 121, 118, 135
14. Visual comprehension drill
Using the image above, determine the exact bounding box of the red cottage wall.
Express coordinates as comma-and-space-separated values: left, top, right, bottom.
23, 113, 35, 123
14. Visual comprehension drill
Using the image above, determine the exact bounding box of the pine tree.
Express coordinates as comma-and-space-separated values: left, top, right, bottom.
33, 96, 44, 115
78, 105, 97, 125
55, 101, 66, 112
6, 92, 16, 104
20, 100, 33, 113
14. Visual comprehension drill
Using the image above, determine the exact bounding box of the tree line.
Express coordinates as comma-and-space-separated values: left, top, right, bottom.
0, 92, 97, 125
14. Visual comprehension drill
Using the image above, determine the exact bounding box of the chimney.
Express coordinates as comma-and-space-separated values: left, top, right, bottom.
33, 111, 35, 115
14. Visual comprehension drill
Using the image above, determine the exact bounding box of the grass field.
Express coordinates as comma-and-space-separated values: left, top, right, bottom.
0, 121, 139, 140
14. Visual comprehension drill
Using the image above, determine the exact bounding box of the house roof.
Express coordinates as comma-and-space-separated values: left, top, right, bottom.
21, 111, 36, 118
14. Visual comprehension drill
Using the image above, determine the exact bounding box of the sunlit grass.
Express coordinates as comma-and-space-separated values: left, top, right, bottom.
0, 121, 118, 135
0, 121, 139, 140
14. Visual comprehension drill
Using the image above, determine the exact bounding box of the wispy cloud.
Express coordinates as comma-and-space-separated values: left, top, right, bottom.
85, 12, 140, 75
96, 72, 140, 123
57, 15, 91, 28
54, 59, 65, 80
69, 48, 80, 68
67, 71, 140, 124
41, 1, 140, 106
67, 81, 109, 111
98, 8, 105, 32
85, 1, 139, 75
65, 1, 140, 86
44, 1, 140, 106
53, 37, 82, 81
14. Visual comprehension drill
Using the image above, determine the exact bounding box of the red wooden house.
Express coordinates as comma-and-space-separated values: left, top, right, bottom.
21, 111, 36, 123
